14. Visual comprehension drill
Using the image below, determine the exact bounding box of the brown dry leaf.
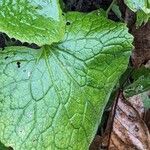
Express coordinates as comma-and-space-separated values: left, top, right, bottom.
144, 109, 150, 132
108, 93, 150, 150
90, 92, 150, 150
128, 94, 145, 118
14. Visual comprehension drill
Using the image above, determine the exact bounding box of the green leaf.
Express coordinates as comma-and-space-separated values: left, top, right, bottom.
0, 142, 9, 150
111, 3, 122, 20
124, 67, 150, 97
136, 10, 150, 26
0, 0, 65, 46
0, 11, 133, 149
124, 0, 150, 26
124, 0, 148, 12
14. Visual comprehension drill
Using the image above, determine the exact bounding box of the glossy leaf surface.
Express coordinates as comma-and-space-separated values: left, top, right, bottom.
0, 0, 65, 46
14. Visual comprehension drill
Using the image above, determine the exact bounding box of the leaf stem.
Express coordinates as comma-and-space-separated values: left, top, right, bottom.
106, 0, 116, 17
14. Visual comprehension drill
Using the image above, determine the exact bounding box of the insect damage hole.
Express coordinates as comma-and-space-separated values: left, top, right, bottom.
5, 56, 8, 60
16, 61, 21, 68
8, 147, 14, 150
66, 21, 71, 25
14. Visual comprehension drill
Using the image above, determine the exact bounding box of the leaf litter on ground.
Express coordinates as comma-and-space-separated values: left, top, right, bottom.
90, 91, 150, 150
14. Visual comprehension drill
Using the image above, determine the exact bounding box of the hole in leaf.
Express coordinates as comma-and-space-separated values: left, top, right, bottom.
66, 21, 71, 25
35, 5, 42, 10
5, 56, 8, 60
17, 62, 21, 68
8, 147, 14, 150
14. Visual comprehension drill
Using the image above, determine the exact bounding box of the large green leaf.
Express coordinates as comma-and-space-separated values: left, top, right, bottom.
0, 11, 133, 149
0, 0, 65, 46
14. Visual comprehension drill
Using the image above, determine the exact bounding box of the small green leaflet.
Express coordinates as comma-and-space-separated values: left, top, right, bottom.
136, 10, 150, 26
0, 0, 65, 46
124, 0, 150, 26
0, 11, 133, 149
124, 67, 150, 97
